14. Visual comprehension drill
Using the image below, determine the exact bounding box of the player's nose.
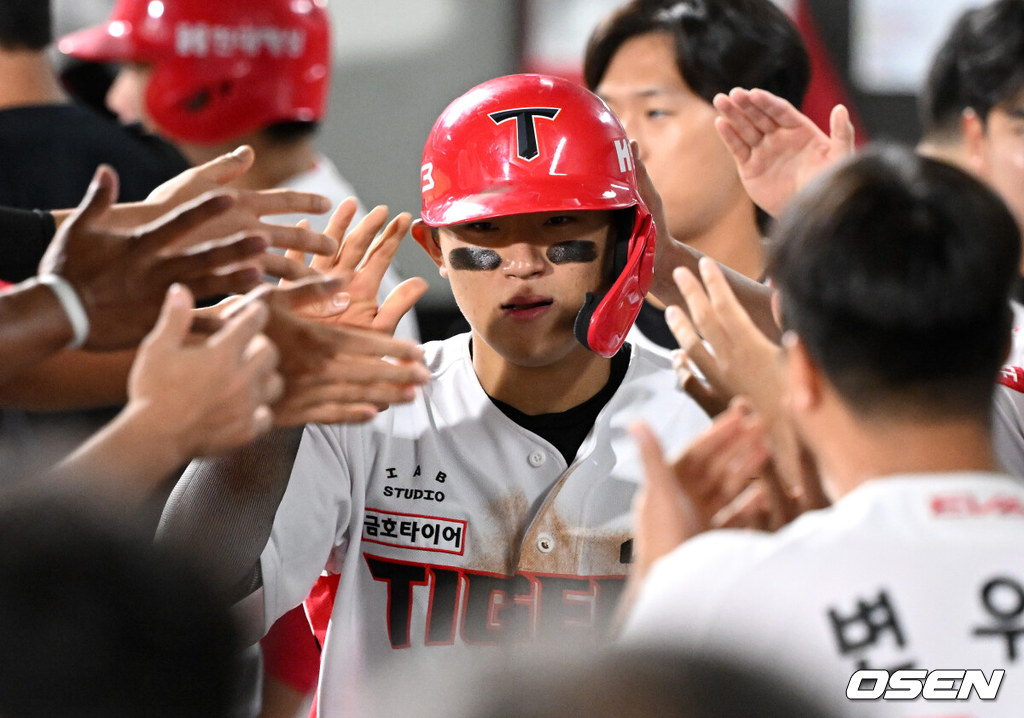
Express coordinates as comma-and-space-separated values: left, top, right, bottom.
502, 242, 547, 279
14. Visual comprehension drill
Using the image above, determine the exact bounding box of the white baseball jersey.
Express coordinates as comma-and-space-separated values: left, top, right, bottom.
254, 334, 710, 716
994, 301, 1024, 477
622, 472, 1024, 717
271, 153, 419, 343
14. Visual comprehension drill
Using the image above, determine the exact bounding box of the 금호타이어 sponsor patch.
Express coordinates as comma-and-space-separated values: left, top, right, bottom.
362, 508, 466, 555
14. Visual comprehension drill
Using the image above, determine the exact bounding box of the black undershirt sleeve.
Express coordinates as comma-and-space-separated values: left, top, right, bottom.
0, 208, 56, 283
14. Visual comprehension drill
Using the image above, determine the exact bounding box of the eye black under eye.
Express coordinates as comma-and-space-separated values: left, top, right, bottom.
449, 247, 501, 271
547, 241, 598, 264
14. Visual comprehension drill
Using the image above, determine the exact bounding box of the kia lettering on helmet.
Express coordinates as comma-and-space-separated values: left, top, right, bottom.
175, 23, 306, 59
614, 138, 634, 174
488, 107, 560, 161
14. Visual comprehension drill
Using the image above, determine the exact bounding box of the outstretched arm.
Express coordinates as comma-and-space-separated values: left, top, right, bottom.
636, 142, 780, 342
0, 280, 83, 382
156, 427, 305, 606
48, 285, 281, 506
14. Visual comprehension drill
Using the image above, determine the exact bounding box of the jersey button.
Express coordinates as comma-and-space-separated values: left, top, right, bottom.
537, 533, 554, 553
528, 450, 547, 468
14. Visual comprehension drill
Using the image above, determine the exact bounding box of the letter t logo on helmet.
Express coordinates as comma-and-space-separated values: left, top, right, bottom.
420, 74, 656, 359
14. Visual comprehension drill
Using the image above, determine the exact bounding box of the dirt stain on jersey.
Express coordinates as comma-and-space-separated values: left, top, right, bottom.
473, 490, 532, 575
518, 510, 632, 577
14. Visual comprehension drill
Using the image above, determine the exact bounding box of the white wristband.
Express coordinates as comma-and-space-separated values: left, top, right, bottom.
38, 274, 89, 349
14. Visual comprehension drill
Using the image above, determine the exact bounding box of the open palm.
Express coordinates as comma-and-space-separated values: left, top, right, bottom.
713, 88, 855, 217
284, 198, 428, 335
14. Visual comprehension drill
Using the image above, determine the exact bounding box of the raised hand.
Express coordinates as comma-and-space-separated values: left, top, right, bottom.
127, 284, 282, 458
666, 257, 830, 513
713, 87, 855, 218
48, 284, 284, 506
224, 277, 430, 426
629, 400, 771, 579
38, 165, 266, 351
284, 199, 429, 335
666, 257, 781, 407
106, 145, 339, 281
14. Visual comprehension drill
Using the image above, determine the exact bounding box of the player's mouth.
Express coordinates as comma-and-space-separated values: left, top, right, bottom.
501, 295, 554, 321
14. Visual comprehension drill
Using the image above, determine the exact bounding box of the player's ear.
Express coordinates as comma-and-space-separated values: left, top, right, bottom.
782, 331, 822, 414
411, 220, 448, 278
962, 108, 988, 176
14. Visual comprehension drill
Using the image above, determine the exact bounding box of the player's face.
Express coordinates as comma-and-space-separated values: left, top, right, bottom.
106, 63, 152, 129
596, 32, 750, 245
421, 210, 615, 367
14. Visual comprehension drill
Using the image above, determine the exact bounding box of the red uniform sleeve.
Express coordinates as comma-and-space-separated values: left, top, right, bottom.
259, 605, 321, 693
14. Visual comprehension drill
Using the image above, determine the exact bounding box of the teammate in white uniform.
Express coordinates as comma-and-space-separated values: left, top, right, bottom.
158, 74, 710, 717
621, 147, 1024, 716
911, 0, 1024, 480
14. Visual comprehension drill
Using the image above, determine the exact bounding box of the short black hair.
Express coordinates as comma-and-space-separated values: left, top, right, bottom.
919, 7, 976, 140
768, 145, 1020, 420
0, 0, 51, 51
0, 498, 241, 717
583, 0, 810, 109
951, 0, 1024, 124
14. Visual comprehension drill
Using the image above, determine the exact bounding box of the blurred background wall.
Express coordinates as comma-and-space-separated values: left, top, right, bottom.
53, 0, 983, 339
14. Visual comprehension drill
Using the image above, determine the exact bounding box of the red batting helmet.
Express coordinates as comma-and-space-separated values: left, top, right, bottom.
420, 74, 656, 359
58, 0, 330, 145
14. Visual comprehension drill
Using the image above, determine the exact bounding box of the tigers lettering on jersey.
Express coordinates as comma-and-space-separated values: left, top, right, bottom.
364, 554, 626, 649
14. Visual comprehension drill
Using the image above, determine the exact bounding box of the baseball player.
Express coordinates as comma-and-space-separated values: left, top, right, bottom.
917, 0, 1024, 478
158, 74, 711, 716
622, 147, 1024, 716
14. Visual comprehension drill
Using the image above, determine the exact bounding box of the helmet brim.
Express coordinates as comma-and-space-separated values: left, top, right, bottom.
421, 178, 638, 226
58, 23, 138, 62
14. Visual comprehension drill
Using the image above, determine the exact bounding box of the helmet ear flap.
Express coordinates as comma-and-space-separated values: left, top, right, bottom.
611, 207, 634, 276
575, 206, 640, 353
574, 202, 657, 358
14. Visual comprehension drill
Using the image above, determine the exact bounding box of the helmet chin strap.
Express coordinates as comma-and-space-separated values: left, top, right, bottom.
573, 292, 602, 351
